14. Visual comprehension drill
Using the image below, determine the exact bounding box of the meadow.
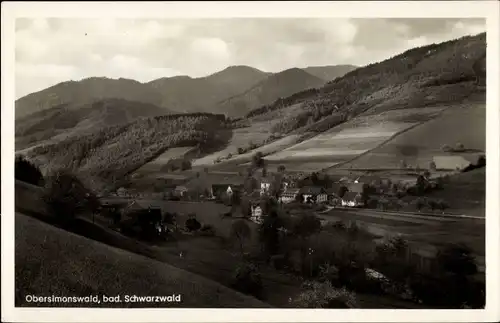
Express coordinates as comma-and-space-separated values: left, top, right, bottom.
192, 121, 273, 166
341, 102, 485, 170
134, 147, 196, 175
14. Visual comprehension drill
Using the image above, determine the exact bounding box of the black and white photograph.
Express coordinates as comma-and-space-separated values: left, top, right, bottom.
2, 1, 499, 322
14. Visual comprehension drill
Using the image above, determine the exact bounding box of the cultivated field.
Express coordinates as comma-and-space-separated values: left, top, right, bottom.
340, 102, 485, 170
262, 107, 446, 172
192, 121, 273, 167
134, 147, 196, 175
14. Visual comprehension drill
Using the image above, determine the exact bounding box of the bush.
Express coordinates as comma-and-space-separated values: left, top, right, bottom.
231, 262, 263, 298
43, 171, 99, 225
200, 224, 216, 236
270, 254, 291, 270
15, 155, 44, 186
291, 281, 358, 308
185, 218, 201, 232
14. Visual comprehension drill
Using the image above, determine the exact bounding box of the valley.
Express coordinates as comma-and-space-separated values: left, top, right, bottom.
13, 31, 487, 310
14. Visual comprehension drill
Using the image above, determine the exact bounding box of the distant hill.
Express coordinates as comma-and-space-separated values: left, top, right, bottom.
16, 65, 355, 120
302, 64, 358, 82
148, 65, 270, 114
217, 68, 326, 117
15, 77, 165, 119
15, 99, 173, 151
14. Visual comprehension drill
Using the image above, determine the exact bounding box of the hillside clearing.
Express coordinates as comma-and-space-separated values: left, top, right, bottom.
134, 147, 196, 175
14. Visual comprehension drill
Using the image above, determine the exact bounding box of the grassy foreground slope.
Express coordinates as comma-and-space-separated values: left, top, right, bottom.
15, 213, 269, 308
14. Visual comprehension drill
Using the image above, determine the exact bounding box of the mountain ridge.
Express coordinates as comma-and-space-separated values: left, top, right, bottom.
16, 64, 356, 119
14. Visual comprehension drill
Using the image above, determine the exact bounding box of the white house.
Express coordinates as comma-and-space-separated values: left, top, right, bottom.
341, 192, 363, 207
279, 188, 300, 204
250, 205, 264, 224
260, 181, 271, 196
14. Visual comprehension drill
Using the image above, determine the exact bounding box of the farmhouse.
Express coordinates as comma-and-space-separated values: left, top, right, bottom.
279, 188, 301, 204
299, 186, 328, 204
250, 205, 265, 224
341, 192, 364, 207
212, 184, 243, 198
260, 180, 271, 196
173, 185, 189, 197
326, 187, 341, 203
432, 156, 471, 171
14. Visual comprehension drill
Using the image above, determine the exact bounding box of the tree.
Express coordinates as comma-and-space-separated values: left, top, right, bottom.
240, 197, 252, 218
437, 199, 449, 214
415, 197, 426, 212
258, 209, 283, 258
429, 161, 437, 171
337, 185, 348, 198
231, 220, 252, 254
455, 142, 465, 152
237, 147, 245, 154
293, 214, 322, 274
378, 198, 389, 211
277, 165, 286, 173
262, 167, 268, 178
15, 155, 44, 186
427, 199, 439, 212
252, 152, 265, 168
185, 216, 201, 231
437, 243, 478, 276
310, 172, 320, 185
181, 159, 192, 171
231, 262, 263, 298
416, 175, 427, 195
476, 155, 486, 167
400, 159, 407, 169
44, 171, 99, 225
291, 281, 357, 308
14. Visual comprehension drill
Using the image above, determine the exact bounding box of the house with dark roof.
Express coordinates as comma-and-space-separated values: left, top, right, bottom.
341, 192, 364, 207
299, 186, 328, 204
173, 185, 189, 197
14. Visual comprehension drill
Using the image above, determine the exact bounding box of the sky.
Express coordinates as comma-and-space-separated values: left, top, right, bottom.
15, 18, 485, 98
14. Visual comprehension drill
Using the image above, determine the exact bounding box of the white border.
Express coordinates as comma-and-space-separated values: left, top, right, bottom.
2, 1, 499, 322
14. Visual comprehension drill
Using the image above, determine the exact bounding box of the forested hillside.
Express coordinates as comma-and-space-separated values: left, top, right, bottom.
15, 99, 173, 150
25, 113, 230, 191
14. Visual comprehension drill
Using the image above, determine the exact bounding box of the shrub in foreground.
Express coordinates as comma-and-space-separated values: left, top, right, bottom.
291, 281, 358, 308
231, 262, 263, 299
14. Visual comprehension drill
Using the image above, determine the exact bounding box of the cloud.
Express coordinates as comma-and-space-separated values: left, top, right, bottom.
15, 18, 486, 98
